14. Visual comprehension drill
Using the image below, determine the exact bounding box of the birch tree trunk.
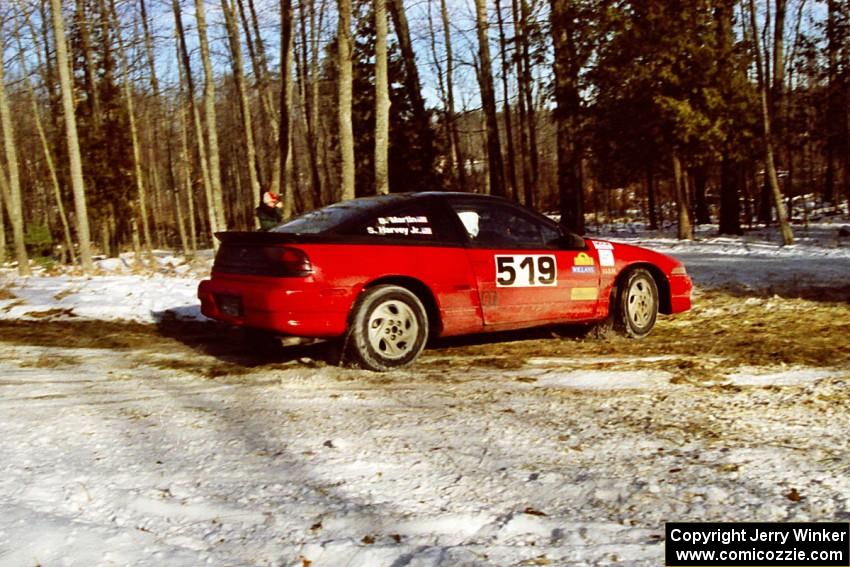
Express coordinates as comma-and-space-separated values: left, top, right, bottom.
280, 0, 295, 215
235, 0, 281, 208
75, 0, 101, 131
474, 0, 506, 196
0, 177, 5, 265
139, 0, 159, 96
518, 0, 539, 203
167, 138, 189, 254
311, 0, 326, 202
178, 96, 198, 252
748, 0, 794, 245
511, 0, 531, 205
222, 0, 261, 210
111, 0, 153, 257
338, 0, 355, 200
440, 0, 466, 191
174, 0, 215, 245
375, 0, 390, 195
298, 0, 323, 203
51, 0, 94, 272
0, 46, 32, 275
195, 0, 228, 236
140, 0, 166, 246
495, 0, 517, 200
14, 34, 76, 263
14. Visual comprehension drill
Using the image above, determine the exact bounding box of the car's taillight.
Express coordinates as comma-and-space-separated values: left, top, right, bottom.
265, 246, 312, 276
671, 266, 688, 276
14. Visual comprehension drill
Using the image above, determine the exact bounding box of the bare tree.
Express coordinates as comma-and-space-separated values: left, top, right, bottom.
176, 74, 198, 252
13, 26, 75, 262
0, 36, 32, 275
474, 0, 506, 196
517, 0, 538, 204
375, 0, 390, 194
510, 0, 531, 205
672, 152, 693, 240
139, 0, 167, 245
235, 0, 281, 208
297, 0, 323, 203
222, 0, 261, 208
280, 0, 295, 215
173, 0, 215, 244
440, 0, 466, 190
51, 0, 94, 271
551, 0, 584, 234
388, 0, 433, 182
111, 0, 152, 257
338, 0, 355, 200
0, 173, 5, 265
748, 0, 794, 245
495, 0, 517, 200
75, 0, 101, 131
195, 0, 228, 236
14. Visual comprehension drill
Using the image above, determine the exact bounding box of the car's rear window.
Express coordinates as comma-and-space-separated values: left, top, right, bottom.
270, 196, 406, 234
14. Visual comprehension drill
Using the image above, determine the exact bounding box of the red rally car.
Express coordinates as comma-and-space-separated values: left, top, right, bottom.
198, 192, 692, 371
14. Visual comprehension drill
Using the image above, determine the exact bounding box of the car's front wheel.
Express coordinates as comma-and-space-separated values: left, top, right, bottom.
614, 268, 659, 338
345, 285, 429, 371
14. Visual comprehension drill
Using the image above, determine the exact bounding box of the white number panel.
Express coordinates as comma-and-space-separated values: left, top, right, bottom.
495, 255, 557, 287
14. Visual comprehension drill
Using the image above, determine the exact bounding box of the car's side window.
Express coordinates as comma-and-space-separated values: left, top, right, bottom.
351, 202, 455, 242
451, 202, 555, 249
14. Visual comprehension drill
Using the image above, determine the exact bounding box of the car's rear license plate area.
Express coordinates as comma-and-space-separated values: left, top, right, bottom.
218, 295, 242, 317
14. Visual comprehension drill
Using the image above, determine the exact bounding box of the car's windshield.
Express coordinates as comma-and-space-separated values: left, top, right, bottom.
271, 196, 406, 234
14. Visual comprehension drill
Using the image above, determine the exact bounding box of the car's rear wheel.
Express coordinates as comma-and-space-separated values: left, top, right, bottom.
614, 268, 658, 338
345, 285, 429, 371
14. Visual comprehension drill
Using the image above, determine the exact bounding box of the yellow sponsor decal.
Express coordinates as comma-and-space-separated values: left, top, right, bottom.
574, 252, 594, 266
570, 287, 598, 300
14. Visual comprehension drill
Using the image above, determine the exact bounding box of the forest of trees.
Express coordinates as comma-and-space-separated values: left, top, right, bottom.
0, 0, 848, 274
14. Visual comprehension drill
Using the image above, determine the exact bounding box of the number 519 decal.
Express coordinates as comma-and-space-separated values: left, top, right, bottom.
495, 255, 557, 287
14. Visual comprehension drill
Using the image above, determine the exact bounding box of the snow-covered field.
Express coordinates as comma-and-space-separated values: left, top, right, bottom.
0, 225, 849, 566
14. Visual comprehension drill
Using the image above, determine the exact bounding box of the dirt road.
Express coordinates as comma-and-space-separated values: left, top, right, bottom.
1, 290, 848, 566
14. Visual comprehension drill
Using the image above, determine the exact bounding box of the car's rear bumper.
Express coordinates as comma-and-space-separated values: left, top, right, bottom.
668, 274, 693, 313
198, 274, 351, 337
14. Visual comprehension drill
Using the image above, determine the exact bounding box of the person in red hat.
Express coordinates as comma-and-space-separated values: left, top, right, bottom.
256, 188, 284, 230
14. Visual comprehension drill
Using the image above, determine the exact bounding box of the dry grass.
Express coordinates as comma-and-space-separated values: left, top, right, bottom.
430, 290, 850, 378
19, 354, 81, 368
0, 290, 846, 381
24, 308, 76, 319
53, 288, 78, 301
0, 286, 17, 301
140, 355, 256, 379
0, 319, 184, 350
2, 299, 26, 313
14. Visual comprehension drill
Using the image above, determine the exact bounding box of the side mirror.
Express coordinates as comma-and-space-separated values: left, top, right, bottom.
558, 232, 587, 250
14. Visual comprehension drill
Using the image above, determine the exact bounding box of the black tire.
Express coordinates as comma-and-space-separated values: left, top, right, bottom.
613, 268, 659, 338
344, 285, 429, 371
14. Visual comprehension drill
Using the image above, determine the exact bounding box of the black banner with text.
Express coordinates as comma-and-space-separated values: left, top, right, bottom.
665, 522, 850, 566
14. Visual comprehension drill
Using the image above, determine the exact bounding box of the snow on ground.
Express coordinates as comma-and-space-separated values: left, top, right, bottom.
0, 227, 849, 566
0, 251, 211, 324
0, 343, 848, 567
589, 221, 850, 296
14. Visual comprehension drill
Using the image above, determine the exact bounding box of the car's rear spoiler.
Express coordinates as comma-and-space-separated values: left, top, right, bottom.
214, 231, 332, 245
214, 230, 466, 248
